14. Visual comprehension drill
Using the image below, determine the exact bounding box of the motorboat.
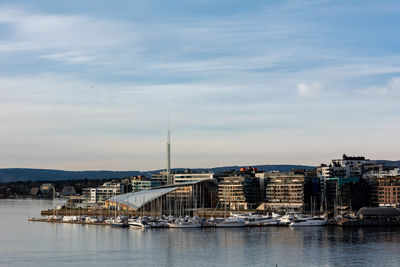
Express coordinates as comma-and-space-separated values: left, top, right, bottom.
148, 219, 169, 228
289, 217, 327, 227
245, 216, 279, 226
85, 216, 99, 223
278, 214, 293, 225
215, 217, 246, 227
168, 221, 202, 228
168, 217, 202, 228
47, 215, 62, 221
128, 219, 149, 229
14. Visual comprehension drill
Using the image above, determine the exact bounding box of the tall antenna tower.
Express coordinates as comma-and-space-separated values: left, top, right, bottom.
166, 123, 171, 185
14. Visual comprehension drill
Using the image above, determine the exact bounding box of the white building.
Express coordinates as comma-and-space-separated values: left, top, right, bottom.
317, 154, 372, 179
173, 171, 214, 184
83, 182, 125, 205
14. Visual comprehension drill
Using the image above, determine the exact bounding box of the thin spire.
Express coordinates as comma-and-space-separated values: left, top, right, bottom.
166, 113, 171, 184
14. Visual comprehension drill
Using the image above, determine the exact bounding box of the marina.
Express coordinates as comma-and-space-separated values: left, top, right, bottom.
3, 199, 400, 267
29, 206, 400, 229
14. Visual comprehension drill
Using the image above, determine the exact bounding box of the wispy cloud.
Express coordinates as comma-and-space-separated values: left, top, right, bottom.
1, 1, 400, 169
297, 82, 323, 97
40, 51, 94, 63
357, 77, 400, 97
0, 5, 131, 65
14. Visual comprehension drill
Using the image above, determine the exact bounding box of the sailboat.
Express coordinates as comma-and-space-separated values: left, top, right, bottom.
110, 189, 128, 227
214, 188, 246, 227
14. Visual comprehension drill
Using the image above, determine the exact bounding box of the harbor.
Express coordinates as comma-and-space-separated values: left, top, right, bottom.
5, 198, 400, 267
29, 205, 400, 228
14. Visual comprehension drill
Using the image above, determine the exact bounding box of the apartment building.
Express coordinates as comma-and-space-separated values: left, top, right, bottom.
217, 175, 262, 210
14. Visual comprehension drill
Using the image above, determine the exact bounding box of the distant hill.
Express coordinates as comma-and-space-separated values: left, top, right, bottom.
1, 160, 398, 183
375, 160, 400, 167
0, 169, 142, 183
144, 164, 316, 175
0, 164, 315, 183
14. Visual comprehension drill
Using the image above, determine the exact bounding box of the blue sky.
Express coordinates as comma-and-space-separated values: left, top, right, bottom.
1, 0, 400, 170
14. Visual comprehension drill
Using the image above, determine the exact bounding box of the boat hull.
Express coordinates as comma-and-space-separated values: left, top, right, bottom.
215, 223, 246, 228
168, 223, 201, 228
289, 220, 327, 227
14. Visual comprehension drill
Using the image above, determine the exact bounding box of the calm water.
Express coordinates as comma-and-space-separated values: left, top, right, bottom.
1, 199, 400, 267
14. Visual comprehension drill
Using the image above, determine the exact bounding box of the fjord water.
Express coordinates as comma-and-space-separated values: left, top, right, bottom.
1, 199, 400, 267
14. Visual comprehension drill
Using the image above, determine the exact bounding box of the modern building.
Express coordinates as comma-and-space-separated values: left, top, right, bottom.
325, 177, 360, 209
105, 179, 217, 216
82, 181, 125, 205
151, 169, 214, 185
369, 176, 400, 207
357, 207, 400, 220
217, 175, 262, 210
60, 186, 77, 196
364, 165, 400, 179
130, 176, 161, 192
40, 183, 55, 197
173, 169, 214, 183
261, 171, 309, 211
317, 154, 372, 179
151, 171, 169, 186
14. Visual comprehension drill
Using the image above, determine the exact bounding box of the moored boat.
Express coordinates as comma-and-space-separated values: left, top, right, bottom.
289, 217, 327, 227
215, 217, 246, 227
128, 219, 149, 228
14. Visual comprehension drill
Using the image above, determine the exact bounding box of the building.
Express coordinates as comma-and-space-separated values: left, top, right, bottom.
325, 177, 360, 208
173, 169, 214, 183
82, 181, 125, 205
217, 175, 262, 210
317, 154, 372, 179
357, 207, 400, 220
261, 171, 308, 211
151, 169, 214, 185
29, 187, 41, 196
40, 183, 55, 197
60, 186, 77, 196
369, 176, 400, 207
364, 164, 400, 179
105, 179, 217, 216
130, 176, 161, 192
151, 171, 169, 186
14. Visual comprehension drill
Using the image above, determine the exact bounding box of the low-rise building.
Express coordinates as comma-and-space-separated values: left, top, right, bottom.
60, 186, 77, 196
40, 183, 55, 197
357, 207, 400, 220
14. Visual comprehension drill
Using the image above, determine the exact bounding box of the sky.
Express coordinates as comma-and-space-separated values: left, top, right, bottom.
1, 0, 400, 171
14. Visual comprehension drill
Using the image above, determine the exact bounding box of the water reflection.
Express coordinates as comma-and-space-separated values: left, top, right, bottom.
2, 199, 400, 267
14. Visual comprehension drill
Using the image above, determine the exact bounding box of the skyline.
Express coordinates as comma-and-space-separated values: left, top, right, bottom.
1, 1, 400, 170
